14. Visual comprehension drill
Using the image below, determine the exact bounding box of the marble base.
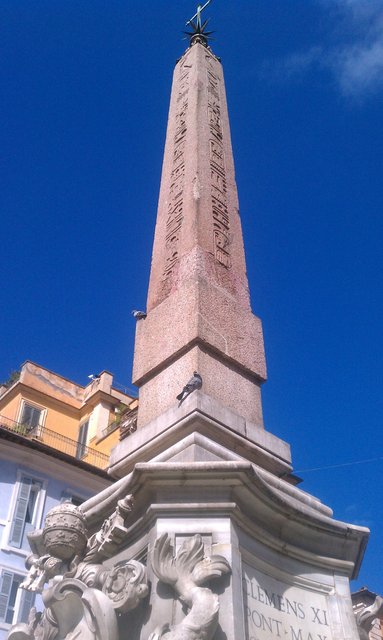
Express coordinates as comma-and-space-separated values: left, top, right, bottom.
82, 461, 368, 640
109, 390, 292, 479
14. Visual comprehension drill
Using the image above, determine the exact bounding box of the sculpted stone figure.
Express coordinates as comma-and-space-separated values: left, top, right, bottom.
20, 554, 61, 593
7, 497, 148, 640
149, 533, 231, 640
19, 502, 88, 594
355, 596, 383, 640
8, 495, 230, 640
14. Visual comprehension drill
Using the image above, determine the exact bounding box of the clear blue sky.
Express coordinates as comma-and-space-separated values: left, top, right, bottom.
1, 1, 382, 592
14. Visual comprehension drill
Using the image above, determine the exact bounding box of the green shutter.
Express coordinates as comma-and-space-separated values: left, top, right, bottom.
0, 571, 13, 622
9, 478, 32, 548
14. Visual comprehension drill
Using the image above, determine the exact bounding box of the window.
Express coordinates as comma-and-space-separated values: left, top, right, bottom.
19, 402, 44, 433
8, 476, 43, 549
61, 491, 85, 507
0, 570, 35, 625
76, 420, 89, 459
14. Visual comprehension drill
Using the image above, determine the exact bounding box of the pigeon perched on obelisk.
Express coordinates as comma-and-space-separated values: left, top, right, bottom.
132, 310, 147, 320
176, 372, 202, 402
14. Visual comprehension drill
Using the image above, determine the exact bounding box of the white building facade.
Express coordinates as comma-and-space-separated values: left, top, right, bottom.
0, 432, 111, 638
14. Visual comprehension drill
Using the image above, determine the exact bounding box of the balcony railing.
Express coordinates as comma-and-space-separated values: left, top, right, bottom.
103, 407, 138, 440
0, 414, 109, 470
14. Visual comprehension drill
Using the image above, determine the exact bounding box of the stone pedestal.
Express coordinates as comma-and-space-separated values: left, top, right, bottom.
10, 460, 367, 640
109, 390, 291, 478
83, 461, 368, 640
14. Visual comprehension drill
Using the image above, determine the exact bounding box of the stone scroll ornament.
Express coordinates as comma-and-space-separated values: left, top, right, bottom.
355, 596, 383, 640
7, 497, 148, 640
148, 533, 231, 640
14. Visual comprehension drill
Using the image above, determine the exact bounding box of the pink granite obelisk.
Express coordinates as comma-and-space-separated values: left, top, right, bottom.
111, 27, 291, 478
134, 42, 266, 424
100, 23, 369, 640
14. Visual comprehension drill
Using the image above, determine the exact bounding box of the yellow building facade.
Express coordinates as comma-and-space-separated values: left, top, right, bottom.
0, 361, 138, 635
0, 361, 137, 470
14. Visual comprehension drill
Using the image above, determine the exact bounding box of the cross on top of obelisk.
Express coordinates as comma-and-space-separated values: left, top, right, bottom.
184, 0, 214, 47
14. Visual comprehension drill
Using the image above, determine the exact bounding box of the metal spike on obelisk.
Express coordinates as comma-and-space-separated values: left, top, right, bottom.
186, 0, 212, 27
184, 0, 214, 46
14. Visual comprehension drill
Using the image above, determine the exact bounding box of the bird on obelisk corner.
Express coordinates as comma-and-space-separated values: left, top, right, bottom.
176, 371, 203, 403
132, 310, 147, 320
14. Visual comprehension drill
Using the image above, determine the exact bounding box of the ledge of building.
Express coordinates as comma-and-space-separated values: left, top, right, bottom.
109, 390, 291, 479
82, 460, 369, 580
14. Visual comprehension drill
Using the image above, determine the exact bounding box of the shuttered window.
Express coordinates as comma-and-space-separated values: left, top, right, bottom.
0, 571, 35, 625
17, 587, 35, 623
0, 571, 13, 623
61, 492, 84, 506
19, 403, 42, 431
8, 476, 43, 549
75, 421, 89, 459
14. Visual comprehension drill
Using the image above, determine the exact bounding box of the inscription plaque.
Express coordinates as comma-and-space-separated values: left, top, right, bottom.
243, 563, 333, 640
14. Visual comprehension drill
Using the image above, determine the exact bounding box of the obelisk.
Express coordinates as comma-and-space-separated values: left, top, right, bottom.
134, 32, 267, 425
110, 8, 293, 480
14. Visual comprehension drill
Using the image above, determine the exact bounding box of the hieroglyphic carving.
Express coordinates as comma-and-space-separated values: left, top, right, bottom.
162, 65, 191, 283
207, 67, 231, 268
